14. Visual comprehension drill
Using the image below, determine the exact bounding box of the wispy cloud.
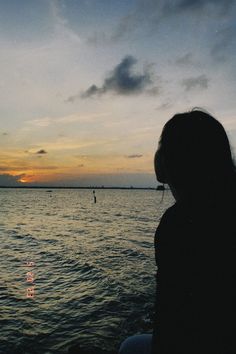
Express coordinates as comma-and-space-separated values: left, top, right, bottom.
93, 0, 235, 43
175, 52, 193, 66
156, 101, 173, 110
181, 74, 209, 91
31, 139, 101, 152
0, 165, 58, 172
79, 55, 157, 98
26, 112, 110, 127
50, 0, 80, 44
126, 154, 143, 158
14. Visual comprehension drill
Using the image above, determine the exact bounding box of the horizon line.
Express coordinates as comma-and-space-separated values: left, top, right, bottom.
0, 185, 168, 190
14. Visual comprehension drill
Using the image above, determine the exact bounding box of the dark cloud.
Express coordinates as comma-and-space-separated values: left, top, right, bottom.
126, 154, 143, 159
153, 0, 235, 17
80, 56, 156, 98
165, 0, 234, 14
0, 173, 24, 186
181, 75, 209, 91
36, 149, 47, 154
82, 84, 101, 98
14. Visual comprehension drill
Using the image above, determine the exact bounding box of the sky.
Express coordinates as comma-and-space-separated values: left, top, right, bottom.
0, 0, 235, 187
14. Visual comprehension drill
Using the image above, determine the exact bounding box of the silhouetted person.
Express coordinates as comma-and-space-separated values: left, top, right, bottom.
119, 109, 236, 354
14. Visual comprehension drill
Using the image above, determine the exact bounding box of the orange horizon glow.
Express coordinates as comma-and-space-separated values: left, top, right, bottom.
1, 153, 154, 185
5, 167, 155, 186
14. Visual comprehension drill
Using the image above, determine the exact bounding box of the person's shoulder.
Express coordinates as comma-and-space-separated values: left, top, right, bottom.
159, 203, 178, 224
156, 200, 190, 234
155, 203, 178, 237
154, 204, 178, 249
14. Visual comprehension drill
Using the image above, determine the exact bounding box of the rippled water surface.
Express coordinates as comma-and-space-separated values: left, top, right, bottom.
0, 188, 174, 354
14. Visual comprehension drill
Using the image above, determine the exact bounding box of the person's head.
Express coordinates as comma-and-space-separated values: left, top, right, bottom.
154, 109, 236, 202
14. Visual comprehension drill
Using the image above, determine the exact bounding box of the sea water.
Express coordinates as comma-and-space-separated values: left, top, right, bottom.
0, 188, 174, 354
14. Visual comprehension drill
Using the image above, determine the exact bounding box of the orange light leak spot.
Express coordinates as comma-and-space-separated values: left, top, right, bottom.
26, 271, 35, 283
26, 287, 35, 298
25, 261, 36, 298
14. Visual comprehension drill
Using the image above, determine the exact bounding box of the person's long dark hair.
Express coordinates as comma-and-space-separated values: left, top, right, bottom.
155, 109, 236, 205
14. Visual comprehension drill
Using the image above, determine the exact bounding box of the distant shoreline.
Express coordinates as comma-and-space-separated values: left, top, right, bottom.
0, 185, 168, 190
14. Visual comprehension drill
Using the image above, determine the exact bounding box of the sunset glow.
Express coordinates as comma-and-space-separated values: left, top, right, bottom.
0, 0, 235, 187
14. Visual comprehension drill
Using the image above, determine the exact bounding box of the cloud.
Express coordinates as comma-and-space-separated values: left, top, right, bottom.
100, 0, 235, 42
126, 154, 143, 158
65, 94, 78, 103
80, 56, 156, 98
146, 86, 161, 96
28, 117, 52, 127
181, 74, 209, 91
36, 149, 47, 154
0, 167, 11, 171
0, 165, 58, 172
156, 101, 173, 110
81, 85, 102, 98
164, 0, 234, 14
50, 0, 81, 44
26, 112, 110, 126
0, 174, 24, 186
175, 52, 193, 65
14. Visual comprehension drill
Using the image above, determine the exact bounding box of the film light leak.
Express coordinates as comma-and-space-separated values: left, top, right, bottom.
25, 261, 35, 298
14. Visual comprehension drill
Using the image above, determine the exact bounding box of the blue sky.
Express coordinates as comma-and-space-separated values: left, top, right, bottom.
0, 0, 235, 187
